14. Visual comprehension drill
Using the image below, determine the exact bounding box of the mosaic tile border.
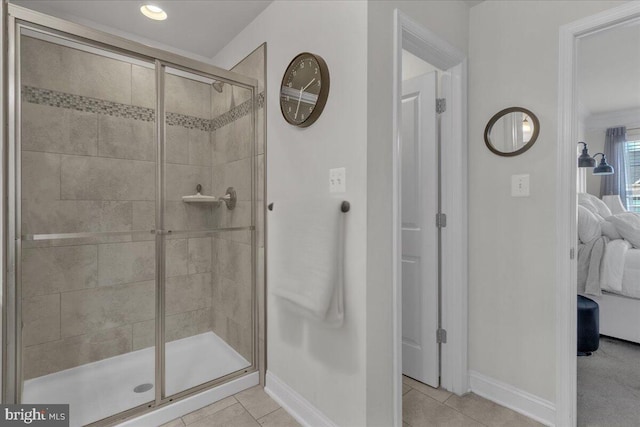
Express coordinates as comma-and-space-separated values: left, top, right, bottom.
22, 86, 264, 132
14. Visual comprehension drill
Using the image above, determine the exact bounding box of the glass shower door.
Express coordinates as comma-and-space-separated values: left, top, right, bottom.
162, 66, 255, 397
18, 29, 158, 426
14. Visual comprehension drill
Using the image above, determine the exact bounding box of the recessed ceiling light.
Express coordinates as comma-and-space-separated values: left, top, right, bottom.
140, 4, 167, 21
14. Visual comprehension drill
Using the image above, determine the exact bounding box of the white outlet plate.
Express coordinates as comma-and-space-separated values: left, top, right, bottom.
329, 167, 346, 193
511, 174, 530, 197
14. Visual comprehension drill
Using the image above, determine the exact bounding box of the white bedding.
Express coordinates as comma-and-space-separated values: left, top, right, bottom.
600, 240, 640, 299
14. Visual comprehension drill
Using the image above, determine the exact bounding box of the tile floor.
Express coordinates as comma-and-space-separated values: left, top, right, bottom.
162, 379, 543, 427
402, 376, 543, 427
160, 385, 300, 427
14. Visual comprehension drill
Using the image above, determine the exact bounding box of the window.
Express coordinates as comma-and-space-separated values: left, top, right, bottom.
625, 139, 640, 212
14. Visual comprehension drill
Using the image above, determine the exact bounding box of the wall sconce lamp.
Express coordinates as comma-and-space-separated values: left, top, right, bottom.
592, 153, 614, 175
577, 142, 614, 175
578, 142, 596, 167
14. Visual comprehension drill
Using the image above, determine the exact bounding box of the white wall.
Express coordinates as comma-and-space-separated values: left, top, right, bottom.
213, 2, 368, 425
366, 2, 469, 425
468, 0, 626, 402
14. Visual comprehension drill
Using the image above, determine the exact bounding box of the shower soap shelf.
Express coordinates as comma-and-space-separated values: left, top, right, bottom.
182, 185, 236, 210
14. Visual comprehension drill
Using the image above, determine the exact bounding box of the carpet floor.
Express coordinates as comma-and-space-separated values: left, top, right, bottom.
578, 336, 640, 426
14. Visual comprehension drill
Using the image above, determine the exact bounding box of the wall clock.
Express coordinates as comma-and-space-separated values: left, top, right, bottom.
280, 52, 330, 127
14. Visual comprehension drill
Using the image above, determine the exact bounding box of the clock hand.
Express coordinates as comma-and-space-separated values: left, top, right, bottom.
294, 87, 303, 120
301, 78, 316, 92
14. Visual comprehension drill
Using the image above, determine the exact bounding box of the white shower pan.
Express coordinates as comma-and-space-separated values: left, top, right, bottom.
23, 332, 251, 427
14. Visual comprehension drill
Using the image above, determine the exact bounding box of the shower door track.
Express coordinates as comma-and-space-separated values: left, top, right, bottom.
3, 4, 260, 427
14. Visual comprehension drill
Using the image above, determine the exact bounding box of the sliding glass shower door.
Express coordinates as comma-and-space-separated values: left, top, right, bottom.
8, 12, 258, 426
18, 28, 158, 424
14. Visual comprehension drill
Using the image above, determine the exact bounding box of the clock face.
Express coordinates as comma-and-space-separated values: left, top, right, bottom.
280, 53, 329, 127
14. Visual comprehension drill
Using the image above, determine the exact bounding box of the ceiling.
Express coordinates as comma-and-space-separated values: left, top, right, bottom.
11, 0, 272, 59
578, 20, 640, 117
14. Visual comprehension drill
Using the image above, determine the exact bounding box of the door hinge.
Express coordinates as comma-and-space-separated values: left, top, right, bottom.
437, 328, 447, 344
436, 98, 446, 114
436, 213, 447, 228
570, 247, 575, 260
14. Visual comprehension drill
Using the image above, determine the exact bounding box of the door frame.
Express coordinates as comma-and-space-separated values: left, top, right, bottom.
392, 9, 468, 425
556, 2, 640, 426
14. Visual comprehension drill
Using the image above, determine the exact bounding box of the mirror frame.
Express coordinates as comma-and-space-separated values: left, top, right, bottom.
484, 107, 540, 157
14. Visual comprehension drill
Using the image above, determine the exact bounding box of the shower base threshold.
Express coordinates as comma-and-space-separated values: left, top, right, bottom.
23, 331, 251, 427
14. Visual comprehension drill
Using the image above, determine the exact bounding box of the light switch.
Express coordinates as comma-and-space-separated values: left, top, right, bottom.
330, 167, 346, 193
511, 174, 530, 197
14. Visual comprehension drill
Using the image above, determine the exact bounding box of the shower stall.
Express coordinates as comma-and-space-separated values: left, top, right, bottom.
3, 5, 261, 426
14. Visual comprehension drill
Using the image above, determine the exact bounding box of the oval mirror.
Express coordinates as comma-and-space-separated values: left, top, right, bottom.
484, 107, 540, 156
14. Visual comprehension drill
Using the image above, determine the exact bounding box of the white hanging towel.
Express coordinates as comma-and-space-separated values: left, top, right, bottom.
270, 198, 344, 327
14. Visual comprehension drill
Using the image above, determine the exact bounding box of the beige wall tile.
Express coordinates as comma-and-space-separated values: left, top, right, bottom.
23, 325, 132, 379
132, 308, 213, 350
227, 317, 252, 363
131, 319, 154, 351
212, 157, 252, 203
21, 151, 61, 201
210, 307, 228, 343
257, 154, 264, 201
22, 200, 133, 234
167, 239, 188, 277
166, 125, 189, 165
166, 273, 212, 315
165, 74, 211, 119
22, 103, 98, 156
61, 155, 155, 201
165, 202, 214, 231
133, 201, 155, 231
211, 83, 233, 118
212, 200, 251, 229
22, 245, 98, 298
231, 46, 265, 93
257, 106, 264, 156
60, 281, 155, 337
98, 241, 155, 286
22, 294, 61, 346
98, 115, 155, 161
189, 129, 212, 167
214, 237, 252, 286
22, 36, 132, 104
219, 276, 251, 328
131, 65, 156, 109
166, 163, 212, 201
188, 237, 212, 274
213, 115, 253, 165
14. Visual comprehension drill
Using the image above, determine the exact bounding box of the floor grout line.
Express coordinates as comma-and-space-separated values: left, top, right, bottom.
255, 406, 282, 422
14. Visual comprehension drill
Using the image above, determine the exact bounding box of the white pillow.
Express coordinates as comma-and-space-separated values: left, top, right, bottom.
607, 213, 640, 248
578, 193, 612, 218
578, 205, 602, 243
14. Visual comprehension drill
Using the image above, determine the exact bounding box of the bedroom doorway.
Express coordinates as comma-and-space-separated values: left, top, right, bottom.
575, 17, 640, 427
557, 3, 640, 426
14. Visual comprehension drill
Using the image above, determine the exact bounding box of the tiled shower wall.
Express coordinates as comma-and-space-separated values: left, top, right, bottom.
210, 45, 266, 366
19, 36, 259, 380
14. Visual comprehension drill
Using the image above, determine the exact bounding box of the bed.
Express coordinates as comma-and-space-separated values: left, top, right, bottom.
578, 193, 640, 343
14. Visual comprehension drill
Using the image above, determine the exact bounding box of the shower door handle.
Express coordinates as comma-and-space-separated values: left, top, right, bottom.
152, 230, 173, 235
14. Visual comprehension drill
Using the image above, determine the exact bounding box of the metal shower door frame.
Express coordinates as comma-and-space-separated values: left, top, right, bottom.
3, 4, 260, 426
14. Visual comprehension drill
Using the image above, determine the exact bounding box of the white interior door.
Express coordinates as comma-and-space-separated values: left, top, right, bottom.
401, 71, 439, 387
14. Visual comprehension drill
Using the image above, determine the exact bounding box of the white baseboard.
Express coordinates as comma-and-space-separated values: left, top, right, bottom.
468, 370, 555, 427
118, 372, 259, 427
264, 371, 338, 427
